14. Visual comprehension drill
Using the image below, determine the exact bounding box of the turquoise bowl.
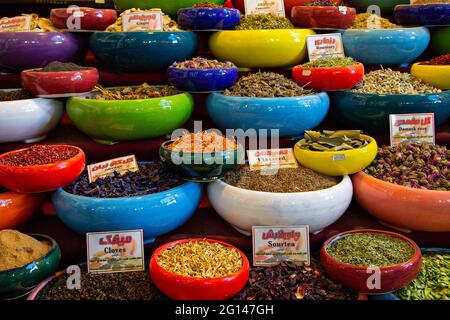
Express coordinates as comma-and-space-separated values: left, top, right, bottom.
113, 0, 225, 16
89, 32, 198, 72
0, 234, 60, 300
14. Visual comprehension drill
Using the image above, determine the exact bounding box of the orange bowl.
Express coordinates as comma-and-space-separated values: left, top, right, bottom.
0, 191, 44, 230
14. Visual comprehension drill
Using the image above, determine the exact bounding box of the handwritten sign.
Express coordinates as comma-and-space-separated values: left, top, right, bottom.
389, 113, 435, 146
247, 148, 298, 171
87, 155, 139, 183
122, 11, 163, 32
0, 15, 32, 32
244, 0, 285, 16
252, 226, 310, 266
87, 230, 144, 273
306, 33, 345, 61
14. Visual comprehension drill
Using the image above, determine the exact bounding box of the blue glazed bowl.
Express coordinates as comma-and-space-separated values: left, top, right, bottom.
395, 4, 450, 27
331, 90, 450, 135
168, 66, 238, 92
89, 32, 198, 72
206, 92, 330, 137
341, 27, 430, 66
177, 7, 241, 30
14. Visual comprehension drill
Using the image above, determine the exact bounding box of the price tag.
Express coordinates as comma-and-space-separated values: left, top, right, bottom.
247, 148, 298, 171
86, 230, 145, 274
306, 33, 345, 61
87, 155, 139, 183
244, 0, 286, 16
252, 226, 310, 266
0, 15, 32, 32
389, 113, 435, 146
122, 11, 163, 32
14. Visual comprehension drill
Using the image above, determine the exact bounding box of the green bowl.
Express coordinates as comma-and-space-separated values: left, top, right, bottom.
0, 234, 61, 300
159, 140, 245, 182
347, 0, 409, 14
430, 27, 450, 56
66, 89, 194, 145
113, 0, 225, 16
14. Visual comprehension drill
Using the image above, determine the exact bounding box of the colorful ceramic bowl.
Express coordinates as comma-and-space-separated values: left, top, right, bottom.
207, 175, 353, 235
341, 27, 430, 66
291, 6, 356, 29
0, 191, 44, 230
0, 145, 86, 193
430, 27, 450, 56
150, 238, 250, 300
167, 66, 238, 92
21, 67, 99, 98
294, 135, 377, 176
206, 92, 329, 138
0, 94, 64, 143
209, 29, 315, 68
159, 140, 245, 181
331, 90, 450, 134
52, 179, 202, 242
113, 0, 225, 16
320, 229, 422, 294
0, 234, 61, 299
89, 32, 197, 72
346, 0, 409, 14
292, 63, 364, 91
352, 172, 450, 232
411, 63, 450, 90
177, 7, 240, 30
50, 7, 117, 31
66, 89, 194, 145
0, 32, 87, 72
394, 4, 450, 26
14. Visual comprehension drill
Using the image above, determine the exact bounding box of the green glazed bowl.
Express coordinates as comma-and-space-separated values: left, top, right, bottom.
0, 234, 61, 300
347, 0, 409, 14
66, 89, 194, 145
159, 140, 245, 182
113, 0, 225, 16
430, 27, 450, 56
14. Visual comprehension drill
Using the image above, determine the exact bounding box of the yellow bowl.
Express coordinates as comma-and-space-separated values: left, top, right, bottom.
209, 29, 315, 68
294, 135, 378, 176
411, 62, 450, 90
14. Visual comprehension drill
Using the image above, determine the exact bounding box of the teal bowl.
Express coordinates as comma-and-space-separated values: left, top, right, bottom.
159, 140, 245, 182
430, 27, 450, 56
113, 0, 225, 16
347, 0, 410, 14
0, 234, 61, 300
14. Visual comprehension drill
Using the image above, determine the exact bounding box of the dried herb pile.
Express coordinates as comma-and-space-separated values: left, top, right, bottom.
236, 13, 294, 30
171, 57, 235, 69
0, 145, 79, 166
167, 131, 238, 153
421, 53, 450, 66
193, 2, 222, 8
298, 130, 369, 151
38, 61, 90, 72
301, 57, 358, 68
305, 0, 338, 6
350, 13, 400, 29
0, 89, 32, 102
90, 83, 178, 100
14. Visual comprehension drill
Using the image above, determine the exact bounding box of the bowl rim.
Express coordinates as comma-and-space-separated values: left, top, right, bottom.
335, 89, 447, 98
178, 7, 240, 12
0, 233, 59, 274
160, 139, 243, 156
411, 62, 450, 69
21, 66, 99, 76
167, 65, 238, 72
294, 134, 377, 155
213, 28, 315, 33
209, 90, 327, 101
91, 30, 196, 35
395, 3, 450, 9
294, 62, 363, 70
50, 7, 117, 13
343, 26, 429, 32
150, 237, 250, 283
292, 5, 355, 11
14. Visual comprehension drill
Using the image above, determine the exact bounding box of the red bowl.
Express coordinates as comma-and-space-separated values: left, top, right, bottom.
320, 229, 422, 294
291, 6, 356, 29
21, 68, 99, 98
232, 0, 343, 16
0, 191, 44, 230
0, 145, 86, 193
292, 62, 364, 91
150, 238, 250, 300
50, 7, 117, 31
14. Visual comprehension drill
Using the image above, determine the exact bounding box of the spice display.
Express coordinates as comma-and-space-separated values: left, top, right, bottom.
0, 89, 32, 102
0, 145, 79, 167
298, 130, 369, 151
224, 165, 338, 193
365, 143, 450, 191
106, 8, 179, 32
224, 72, 312, 97
236, 13, 294, 30
167, 131, 238, 152
350, 13, 400, 29
0, 230, 51, 271
65, 162, 183, 198
421, 53, 450, 66
157, 241, 243, 278
192, 2, 222, 8
90, 83, 178, 100
327, 233, 415, 267
171, 57, 235, 69
396, 252, 450, 300
235, 259, 357, 300
37, 61, 90, 72
301, 57, 358, 68
353, 68, 441, 94
0, 13, 58, 32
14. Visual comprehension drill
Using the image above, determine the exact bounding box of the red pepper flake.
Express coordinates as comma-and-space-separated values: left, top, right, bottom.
0, 145, 79, 167
421, 53, 450, 66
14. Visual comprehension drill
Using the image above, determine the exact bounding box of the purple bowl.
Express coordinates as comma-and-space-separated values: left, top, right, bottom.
0, 32, 88, 72
168, 66, 238, 92
395, 4, 450, 26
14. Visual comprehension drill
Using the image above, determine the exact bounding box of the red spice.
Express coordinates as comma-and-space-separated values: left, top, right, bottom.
0, 145, 79, 166
421, 53, 450, 66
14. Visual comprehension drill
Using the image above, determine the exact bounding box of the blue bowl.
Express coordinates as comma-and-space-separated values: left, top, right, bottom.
331, 90, 450, 135
395, 4, 450, 26
341, 27, 430, 66
89, 32, 198, 72
168, 66, 238, 92
177, 7, 240, 30
206, 92, 330, 137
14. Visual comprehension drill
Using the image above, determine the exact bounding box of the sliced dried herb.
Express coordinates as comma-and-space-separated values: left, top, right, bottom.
236, 13, 294, 30
0, 89, 32, 102
350, 13, 400, 29
301, 57, 358, 68
299, 130, 369, 151
90, 83, 179, 100
167, 131, 238, 153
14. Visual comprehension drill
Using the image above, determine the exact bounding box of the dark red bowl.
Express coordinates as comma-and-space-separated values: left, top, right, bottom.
291, 6, 356, 29
50, 7, 117, 31
21, 67, 99, 98
320, 229, 422, 294
150, 238, 250, 300
0, 145, 86, 193
292, 63, 364, 91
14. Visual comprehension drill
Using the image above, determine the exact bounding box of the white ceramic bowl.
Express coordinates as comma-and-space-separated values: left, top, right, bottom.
0, 92, 64, 143
207, 175, 353, 235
